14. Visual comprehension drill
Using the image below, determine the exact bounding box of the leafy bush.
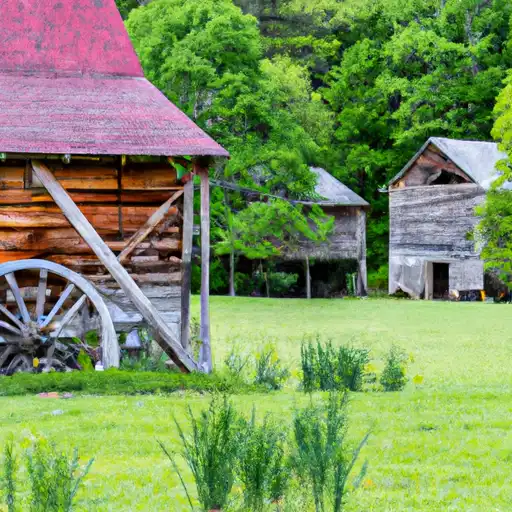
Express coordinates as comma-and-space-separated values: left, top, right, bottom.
254, 345, 289, 390
292, 392, 370, 512
301, 339, 369, 392
267, 272, 299, 297
238, 411, 289, 510
161, 395, 240, 511
2, 438, 93, 512
0, 370, 262, 397
380, 346, 408, 391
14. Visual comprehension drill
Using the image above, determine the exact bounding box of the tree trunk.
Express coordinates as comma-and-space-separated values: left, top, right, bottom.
229, 249, 235, 297
305, 256, 311, 299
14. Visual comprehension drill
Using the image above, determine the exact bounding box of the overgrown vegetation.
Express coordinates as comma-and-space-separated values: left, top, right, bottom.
0, 370, 260, 397
119, 0, 512, 283
292, 392, 370, 512
237, 411, 289, 511
1, 438, 93, 512
162, 395, 240, 511
301, 340, 369, 392
380, 346, 409, 392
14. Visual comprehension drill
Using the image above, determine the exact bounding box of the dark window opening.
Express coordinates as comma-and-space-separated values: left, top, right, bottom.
429, 170, 468, 186
433, 263, 450, 299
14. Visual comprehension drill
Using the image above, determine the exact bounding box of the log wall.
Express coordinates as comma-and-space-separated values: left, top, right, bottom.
0, 156, 184, 330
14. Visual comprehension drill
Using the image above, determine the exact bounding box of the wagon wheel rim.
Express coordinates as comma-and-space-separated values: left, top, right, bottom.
0, 260, 118, 370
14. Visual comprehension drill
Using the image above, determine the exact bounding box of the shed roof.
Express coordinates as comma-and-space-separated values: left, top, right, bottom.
389, 137, 507, 189
0, 0, 228, 157
303, 167, 368, 207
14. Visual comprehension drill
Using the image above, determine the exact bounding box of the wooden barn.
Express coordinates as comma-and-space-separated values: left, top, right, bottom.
387, 137, 505, 299
0, 0, 228, 373
288, 167, 369, 298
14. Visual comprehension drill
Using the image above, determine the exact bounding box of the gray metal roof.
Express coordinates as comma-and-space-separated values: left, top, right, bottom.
388, 137, 508, 190
305, 167, 369, 207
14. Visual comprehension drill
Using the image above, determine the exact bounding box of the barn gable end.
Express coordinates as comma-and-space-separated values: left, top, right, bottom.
388, 138, 506, 299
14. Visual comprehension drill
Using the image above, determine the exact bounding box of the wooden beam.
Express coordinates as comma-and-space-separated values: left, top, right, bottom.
181, 178, 194, 351
305, 256, 311, 299
31, 160, 197, 373
356, 210, 367, 296
197, 163, 212, 373
118, 189, 184, 264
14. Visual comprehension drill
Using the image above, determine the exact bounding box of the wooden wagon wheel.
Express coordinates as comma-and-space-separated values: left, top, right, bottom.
0, 260, 119, 373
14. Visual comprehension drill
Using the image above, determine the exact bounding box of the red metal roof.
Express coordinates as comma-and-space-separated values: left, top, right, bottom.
0, 0, 229, 157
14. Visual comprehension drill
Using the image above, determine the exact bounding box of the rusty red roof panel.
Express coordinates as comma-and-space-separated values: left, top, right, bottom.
0, 0, 143, 77
0, 0, 229, 157
0, 74, 229, 156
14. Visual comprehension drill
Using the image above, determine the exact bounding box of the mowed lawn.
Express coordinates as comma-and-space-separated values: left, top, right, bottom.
1, 297, 511, 511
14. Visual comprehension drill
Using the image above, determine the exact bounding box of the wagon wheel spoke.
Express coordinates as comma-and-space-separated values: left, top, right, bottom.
6, 354, 32, 375
0, 260, 118, 373
39, 283, 76, 329
52, 295, 87, 339
0, 320, 22, 336
35, 268, 48, 322
0, 303, 25, 332
5, 272, 31, 324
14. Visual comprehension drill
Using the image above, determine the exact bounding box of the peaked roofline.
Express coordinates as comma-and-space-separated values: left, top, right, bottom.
388, 137, 504, 188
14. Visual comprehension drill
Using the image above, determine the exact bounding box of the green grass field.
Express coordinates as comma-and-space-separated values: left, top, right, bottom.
1, 297, 511, 511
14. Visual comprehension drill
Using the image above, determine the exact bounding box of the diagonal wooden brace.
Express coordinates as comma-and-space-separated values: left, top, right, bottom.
31, 160, 198, 373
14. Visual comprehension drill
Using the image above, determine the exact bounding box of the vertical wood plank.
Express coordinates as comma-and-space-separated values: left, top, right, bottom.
181, 178, 194, 351
198, 164, 212, 373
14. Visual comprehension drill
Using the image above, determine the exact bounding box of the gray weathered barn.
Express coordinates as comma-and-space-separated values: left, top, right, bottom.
388, 137, 506, 299
290, 167, 369, 297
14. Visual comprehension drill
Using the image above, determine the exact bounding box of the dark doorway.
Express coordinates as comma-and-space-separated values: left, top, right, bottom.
433, 263, 449, 299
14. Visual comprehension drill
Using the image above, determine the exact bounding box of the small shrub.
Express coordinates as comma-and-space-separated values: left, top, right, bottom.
162, 395, 240, 511
380, 346, 408, 391
254, 345, 289, 390
224, 345, 251, 380
300, 339, 369, 392
237, 411, 289, 511
292, 392, 370, 512
2, 438, 93, 512
26, 439, 94, 512
267, 272, 298, 297
2, 438, 16, 512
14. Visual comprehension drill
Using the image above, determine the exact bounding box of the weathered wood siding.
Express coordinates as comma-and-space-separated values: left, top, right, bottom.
0, 156, 183, 332
293, 206, 362, 261
389, 183, 485, 296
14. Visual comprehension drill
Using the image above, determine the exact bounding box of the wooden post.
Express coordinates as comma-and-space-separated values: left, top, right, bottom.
197, 162, 212, 373
356, 210, 368, 296
181, 178, 194, 351
305, 256, 311, 299
31, 160, 197, 372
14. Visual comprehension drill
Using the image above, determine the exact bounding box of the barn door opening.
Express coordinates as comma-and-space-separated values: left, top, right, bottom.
432, 263, 449, 299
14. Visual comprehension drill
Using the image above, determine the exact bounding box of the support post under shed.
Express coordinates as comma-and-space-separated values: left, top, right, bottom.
181, 177, 194, 351
196, 160, 212, 373
305, 256, 311, 299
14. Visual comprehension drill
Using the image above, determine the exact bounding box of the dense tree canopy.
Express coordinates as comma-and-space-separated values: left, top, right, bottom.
119, 0, 512, 289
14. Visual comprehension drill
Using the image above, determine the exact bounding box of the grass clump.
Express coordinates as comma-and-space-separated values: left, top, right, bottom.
301, 340, 369, 392
161, 395, 240, 511
2, 438, 93, 512
254, 345, 289, 390
380, 346, 408, 392
237, 411, 289, 510
292, 392, 370, 512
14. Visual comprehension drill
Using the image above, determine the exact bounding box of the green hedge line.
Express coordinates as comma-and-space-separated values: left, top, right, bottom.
0, 370, 258, 397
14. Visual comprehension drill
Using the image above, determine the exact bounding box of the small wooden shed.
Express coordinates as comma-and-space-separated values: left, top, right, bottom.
0, 0, 228, 373
387, 137, 505, 299
288, 167, 369, 297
